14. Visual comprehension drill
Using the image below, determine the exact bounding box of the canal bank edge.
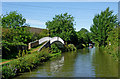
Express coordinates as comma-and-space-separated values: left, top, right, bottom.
2, 48, 53, 79
2, 44, 77, 79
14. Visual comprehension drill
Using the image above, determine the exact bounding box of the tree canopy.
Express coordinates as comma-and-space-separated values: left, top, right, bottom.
76, 28, 90, 48
2, 11, 26, 28
90, 7, 117, 47
46, 13, 78, 45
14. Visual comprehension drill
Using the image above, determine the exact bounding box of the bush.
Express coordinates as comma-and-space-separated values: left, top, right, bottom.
2, 65, 16, 79
65, 44, 77, 52
16, 50, 30, 58
104, 27, 120, 61
2, 40, 27, 59
51, 43, 62, 54
2, 48, 51, 79
2, 27, 33, 59
50, 44, 62, 58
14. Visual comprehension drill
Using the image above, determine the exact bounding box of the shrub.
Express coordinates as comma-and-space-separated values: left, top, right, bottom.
65, 44, 77, 52
104, 27, 120, 61
16, 50, 30, 58
2, 65, 16, 79
2, 48, 51, 79
50, 44, 62, 58
51, 43, 62, 54
2, 27, 33, 59
2, 40, 27, 59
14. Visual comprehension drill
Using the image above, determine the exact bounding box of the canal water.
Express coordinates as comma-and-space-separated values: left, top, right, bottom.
15, 47, 118, 78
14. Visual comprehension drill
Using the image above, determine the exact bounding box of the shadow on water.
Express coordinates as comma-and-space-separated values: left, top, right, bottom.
14, 47, 118, 78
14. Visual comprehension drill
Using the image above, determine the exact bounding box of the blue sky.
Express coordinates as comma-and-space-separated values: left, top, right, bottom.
2, 2, 118, 31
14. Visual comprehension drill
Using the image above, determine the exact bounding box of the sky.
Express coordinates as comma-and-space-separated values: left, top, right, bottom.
2, 2, 118, 31
1, 0, 120, 2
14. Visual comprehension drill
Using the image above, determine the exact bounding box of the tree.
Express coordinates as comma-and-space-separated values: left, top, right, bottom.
2, 27, 33, 58
2, 27, 33, 44
12, 27, 33, 44
1, 11, 33, 58
2, 11, 26, 28
90, 7, 117, 47
46, 13, 78, 45
32, 29, 49, 41
105, 27, 120, 61
77, 28, 90, 48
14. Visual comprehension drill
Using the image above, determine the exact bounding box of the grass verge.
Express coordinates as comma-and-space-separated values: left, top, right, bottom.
2, 48, 55, 79
1, 42, 45, 64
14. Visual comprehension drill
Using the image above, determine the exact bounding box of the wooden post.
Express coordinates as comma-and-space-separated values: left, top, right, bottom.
28, 43, 31, 50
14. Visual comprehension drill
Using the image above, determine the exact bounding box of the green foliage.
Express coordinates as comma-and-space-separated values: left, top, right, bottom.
16, 50, 30, 58
76, 28, 90, 48
50, 43, 77, 55
50, 44, 62, 57
2, 65, 16, 79
17, 50, 21, 58
65, 44, 77, 52
106, 27, 119, 46
2, 48, 51, 79
2, 11, 33, 58
2, 11, 26, 28
26, 50, 29, 55
46, 13, 78, 45
11, 27, 33, 44
51, 43, 62, 54
90, 7, 117, 47
67, 44, 77, 51
2, 27, 33, 58
32, 29, 49, 40
2, 40, 26, 59
105, 27, 120, 61
38, 29, 49, 39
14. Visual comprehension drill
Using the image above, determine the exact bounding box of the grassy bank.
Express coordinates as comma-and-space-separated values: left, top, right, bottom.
2, 48, 52, 79
1, 43, 44, 64
2, 43, 77, 79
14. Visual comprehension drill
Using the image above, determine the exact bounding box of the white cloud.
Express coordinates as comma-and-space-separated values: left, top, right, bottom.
2, 0, 120, 2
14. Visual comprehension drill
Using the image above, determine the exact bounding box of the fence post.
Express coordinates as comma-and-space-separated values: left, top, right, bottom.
28, 43, 31, 50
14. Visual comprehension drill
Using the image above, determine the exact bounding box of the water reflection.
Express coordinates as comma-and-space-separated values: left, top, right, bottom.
74, 48, 95, 77
52, 52, 78, 77
92, 48, 118, 77
50, 56, 64, 74
90, 47, 95, 56
14, 47, 118, 78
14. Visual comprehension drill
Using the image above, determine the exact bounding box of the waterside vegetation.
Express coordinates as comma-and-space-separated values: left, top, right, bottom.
2, 48, 51, 79
90, 7, 119, 61
1, 7, 119, 78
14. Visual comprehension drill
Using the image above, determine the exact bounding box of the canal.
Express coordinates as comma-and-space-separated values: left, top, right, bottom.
15, 47, 118, 78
